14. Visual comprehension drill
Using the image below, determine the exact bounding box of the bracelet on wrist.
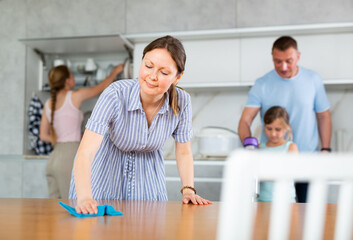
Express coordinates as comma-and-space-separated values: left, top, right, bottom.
180, 186, 197, 194
321, 147, 332, 152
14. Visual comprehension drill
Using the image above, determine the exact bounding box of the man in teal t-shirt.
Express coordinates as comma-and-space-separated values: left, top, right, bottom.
238, 36, 332, 202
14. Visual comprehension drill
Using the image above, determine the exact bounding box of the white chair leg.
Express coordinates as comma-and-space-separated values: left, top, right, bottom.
335, 181, 353, 240
269, 180, 293, 240
303, 180, 327, 240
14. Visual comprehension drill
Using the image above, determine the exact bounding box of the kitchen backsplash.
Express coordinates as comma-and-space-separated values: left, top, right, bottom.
163, 87, 353, 159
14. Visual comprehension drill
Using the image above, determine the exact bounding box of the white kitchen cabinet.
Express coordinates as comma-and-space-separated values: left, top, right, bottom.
20, 35, 133, 155
164, 160, 224, 201
20, 35, 133, 91
20, 22, 353, 95
133, 39, 241, 89
127, 22, 353, 90
164, 159, 340, 203
184, 39, 240, 85
296, 33, 353, 82
241, 32, 353, 85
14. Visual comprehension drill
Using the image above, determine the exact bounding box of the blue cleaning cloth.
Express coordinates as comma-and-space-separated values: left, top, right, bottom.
59, 202, 123, 217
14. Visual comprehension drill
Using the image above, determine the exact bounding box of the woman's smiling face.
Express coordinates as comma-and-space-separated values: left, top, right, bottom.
139, 48, 180, 97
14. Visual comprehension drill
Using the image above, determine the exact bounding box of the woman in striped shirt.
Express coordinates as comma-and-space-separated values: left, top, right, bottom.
69, 35, 212, 214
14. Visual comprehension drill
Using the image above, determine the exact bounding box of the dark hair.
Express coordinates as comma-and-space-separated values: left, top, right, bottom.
272, 36, 298, 52
47, 65, 70, 145
264, 106, 293, 140
142, 35, 186, 115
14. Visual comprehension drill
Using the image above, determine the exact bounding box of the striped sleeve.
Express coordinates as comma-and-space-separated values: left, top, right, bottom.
172, 91, 193, 143
86, 86, 120, 135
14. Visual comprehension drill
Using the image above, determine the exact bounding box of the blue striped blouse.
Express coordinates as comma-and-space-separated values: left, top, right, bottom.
69, 79, 193, 201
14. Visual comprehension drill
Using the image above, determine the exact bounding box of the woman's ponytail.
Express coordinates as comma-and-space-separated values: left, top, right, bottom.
167, 84, 180, 115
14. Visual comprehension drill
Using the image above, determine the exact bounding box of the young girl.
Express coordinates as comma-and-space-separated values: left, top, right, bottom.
258, 106, 298, 202
69, 35, 211, 215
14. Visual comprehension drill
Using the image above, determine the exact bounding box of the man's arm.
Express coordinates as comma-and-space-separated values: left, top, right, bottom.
238, 107, 260, 143
316, 109, 332, 151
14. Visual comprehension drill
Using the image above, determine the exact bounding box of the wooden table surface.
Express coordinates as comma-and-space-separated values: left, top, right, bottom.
0, 199, 339, 240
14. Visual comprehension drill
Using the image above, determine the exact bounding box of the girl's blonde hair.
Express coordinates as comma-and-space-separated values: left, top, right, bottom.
47, 65, 70, 145
263, 106, 293, 141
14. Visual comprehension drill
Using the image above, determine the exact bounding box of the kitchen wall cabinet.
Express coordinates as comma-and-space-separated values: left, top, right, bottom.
20, 35, 133, 91
21, 22, 353, 97
127, 22, 353, 91
21, 35, 133, 155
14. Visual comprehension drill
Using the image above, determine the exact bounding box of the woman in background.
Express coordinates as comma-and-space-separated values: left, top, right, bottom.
40, 63, 124, 198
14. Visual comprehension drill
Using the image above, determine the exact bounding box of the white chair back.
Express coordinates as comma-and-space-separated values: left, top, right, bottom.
217, 150, 353, 240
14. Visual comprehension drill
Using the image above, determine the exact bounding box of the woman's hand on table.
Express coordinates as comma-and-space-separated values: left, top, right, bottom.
182, 189, 212, 205
75, 198, 98, 214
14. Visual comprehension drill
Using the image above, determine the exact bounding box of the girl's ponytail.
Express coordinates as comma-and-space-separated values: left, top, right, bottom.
47, 65, 70, 145
50, 88, 57, 145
